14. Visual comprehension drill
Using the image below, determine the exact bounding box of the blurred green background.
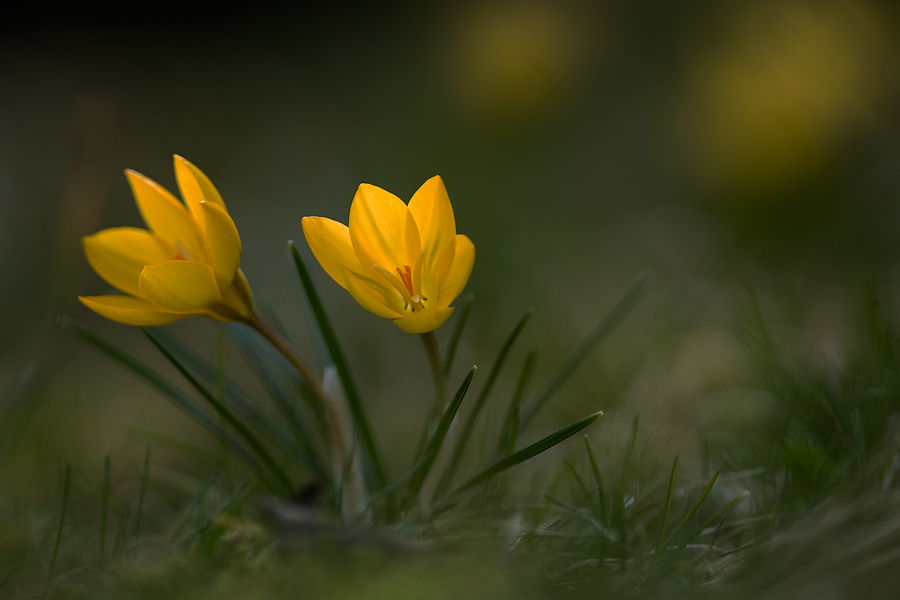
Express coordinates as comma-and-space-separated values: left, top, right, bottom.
3, 0, 900, 502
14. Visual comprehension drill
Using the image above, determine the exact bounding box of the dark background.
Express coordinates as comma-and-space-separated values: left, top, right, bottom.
3, 0, 900, 489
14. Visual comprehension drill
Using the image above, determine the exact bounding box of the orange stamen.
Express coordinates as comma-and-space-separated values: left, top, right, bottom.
396, 265, 415, 296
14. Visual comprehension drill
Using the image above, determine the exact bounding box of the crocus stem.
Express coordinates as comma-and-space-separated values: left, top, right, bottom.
418, 331, 450, 509
416, 332, 446, 455
420, 331, 446, 418
245, 313, 350, 480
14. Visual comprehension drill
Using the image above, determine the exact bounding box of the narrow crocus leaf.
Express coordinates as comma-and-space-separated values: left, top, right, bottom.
664, 471, 719, 547
146, 327, 327, 480
225, 322, 326, 457
442, 293, 474, 375
495, 347, 539, 461
60, 317, 274, 489
408, 366, 477, 503
657, 454, 680, 556
437, 307, 533, 496
449, 411, 603, 498
144, 330, 295, 494
289, 241, 386, 490
520, 272, 651, 428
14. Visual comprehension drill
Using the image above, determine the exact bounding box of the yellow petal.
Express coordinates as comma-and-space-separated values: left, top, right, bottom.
139, 260, 222, 312
345, 270, 403, 318
126, 170, 204, 260
302, 216, 366, 291
394, 307, 455, 334
79, 295, 186, 326
201, 201, 241, 293
437, 234, 475, 307
174, 155, 227, 215
83, 227, 174, 296
349, 184, 421, 275
408, 176, 455, 267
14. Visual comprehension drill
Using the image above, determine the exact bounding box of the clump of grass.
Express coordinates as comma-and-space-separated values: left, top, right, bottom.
10, 268, 900, 599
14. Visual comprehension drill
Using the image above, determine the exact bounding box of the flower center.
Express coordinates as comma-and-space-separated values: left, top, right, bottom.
374, 261, 428, 313
396, 266, 414, 296
173, 240, 195, 261
396, 264, 425, 311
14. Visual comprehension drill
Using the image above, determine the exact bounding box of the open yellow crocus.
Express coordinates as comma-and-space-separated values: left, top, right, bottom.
79, 156, 254, 326
302, 176, 474, 334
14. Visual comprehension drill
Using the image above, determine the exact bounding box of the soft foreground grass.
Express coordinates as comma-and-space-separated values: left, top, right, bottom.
4, 286, 900, 599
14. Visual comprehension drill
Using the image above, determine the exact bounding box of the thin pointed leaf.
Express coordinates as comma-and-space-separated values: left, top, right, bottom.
443, 293, 474, 375
584, 436, 607, 522
148, 327, 327, 480
289, 241, 386, 490
353, 454, 431, 525
61, 317, 270, 486
699, 490, 751, 531
495, 347, 538, 460
521, 273, 650, 427
664, 471, 719, 546
144, 330, 294, 495
438, 308, 533, 495
127, 425, 221, 464
47, 465, 70, 584
225, 323, 325, 440
408, 366, 477, 502
621, 414, 640, 486
99, 454, 110, 564
450, 411, 603, 497
173, 465, 222, 542
564, 460, 596, 511
657, 454, 679, 555
134, 447, 150, 535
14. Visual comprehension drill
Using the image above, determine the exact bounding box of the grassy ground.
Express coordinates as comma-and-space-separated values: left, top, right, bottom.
3, 279, 900, 600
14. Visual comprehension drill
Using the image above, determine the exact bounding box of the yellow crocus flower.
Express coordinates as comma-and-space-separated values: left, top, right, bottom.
302, 176, 474, 334
79, 156, 253, 326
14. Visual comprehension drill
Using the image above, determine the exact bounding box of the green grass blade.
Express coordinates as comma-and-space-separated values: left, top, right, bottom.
289, 241, 386, 490
621, 413, 641, 485
134, 447, 150, 536
144, 330, 294, 495
584, 436, 607, 522
354, 454, 430, 524
47, 464, 70, 584
664, 471, 719, 546
443, 293, 475, 376
520, 273, 650, 428
699, 490, 751, 531
437, 308, 533, 495
59, 318, 279, 491
408, 366, 477, 502
173, 465, 222, 542
564, 460, 595, 511
149, 327, 327, 481
495, 347, 538, 460
450, 411, 603, 497
657, 454, 679, 556
99, 454, 110, 564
